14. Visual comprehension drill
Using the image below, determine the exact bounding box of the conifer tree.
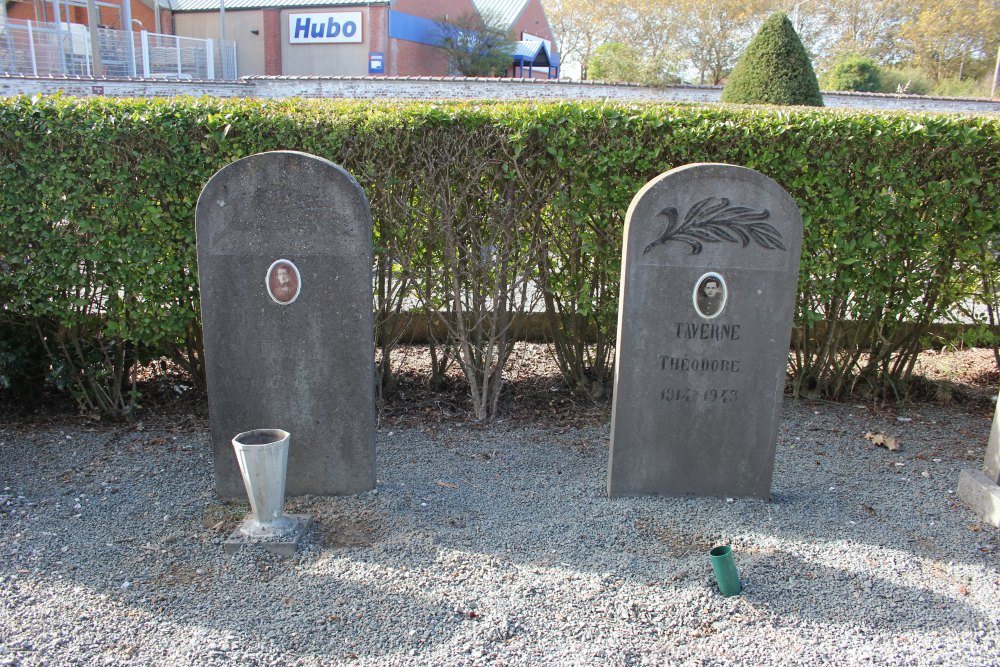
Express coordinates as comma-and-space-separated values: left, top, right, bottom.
721, 12, 823, 106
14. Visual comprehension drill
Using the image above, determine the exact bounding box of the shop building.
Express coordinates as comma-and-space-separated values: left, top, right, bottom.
170, 0, 557, 78
3, 0, 558, 79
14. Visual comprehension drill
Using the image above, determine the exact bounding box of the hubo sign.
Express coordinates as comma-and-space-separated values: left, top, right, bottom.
289, 12, 363, 44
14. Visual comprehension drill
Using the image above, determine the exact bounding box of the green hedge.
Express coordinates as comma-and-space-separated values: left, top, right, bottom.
1, 96, 997, 416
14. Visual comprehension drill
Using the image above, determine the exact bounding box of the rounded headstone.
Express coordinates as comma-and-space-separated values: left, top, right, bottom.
608, 163, 803, 500
196, 151, 376, 498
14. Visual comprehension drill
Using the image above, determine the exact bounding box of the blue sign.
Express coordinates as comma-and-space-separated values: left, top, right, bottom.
369, 52, 385, 75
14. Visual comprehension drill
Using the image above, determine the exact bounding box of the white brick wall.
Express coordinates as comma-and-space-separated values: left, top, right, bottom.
1, 74, 997, 114
820, 90, 1000, 113
0, 75, 250, 98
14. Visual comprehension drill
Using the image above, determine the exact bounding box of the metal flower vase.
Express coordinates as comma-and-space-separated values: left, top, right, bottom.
231, 428, 297, 537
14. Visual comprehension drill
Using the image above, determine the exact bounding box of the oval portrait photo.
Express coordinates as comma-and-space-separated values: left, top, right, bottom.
266, 259, 301, 305
693, 272, 727, 319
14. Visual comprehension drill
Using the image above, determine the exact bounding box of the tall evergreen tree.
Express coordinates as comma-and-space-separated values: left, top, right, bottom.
721, 12, 823, 106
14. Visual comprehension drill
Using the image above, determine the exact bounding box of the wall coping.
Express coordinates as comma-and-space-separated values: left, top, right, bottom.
241, 75, 999, 104
0, 73, 254, 87
1, 73, 997, 110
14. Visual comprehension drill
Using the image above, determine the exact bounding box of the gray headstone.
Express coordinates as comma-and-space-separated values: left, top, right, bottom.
196, 151, 376, 499
608, 164, 803, 500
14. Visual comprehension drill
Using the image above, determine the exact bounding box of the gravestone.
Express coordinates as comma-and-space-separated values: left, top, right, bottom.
608, 164, 802, 500
957, 392, 1000, 526
196, 151, 376, 499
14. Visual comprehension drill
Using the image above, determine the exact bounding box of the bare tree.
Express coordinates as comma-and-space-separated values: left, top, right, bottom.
435, 11, 518, 76
405, 124, 557, 420
676, 0, 778, 84
546, 0, 619, 78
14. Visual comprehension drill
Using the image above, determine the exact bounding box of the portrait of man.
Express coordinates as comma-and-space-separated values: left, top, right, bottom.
267, 259, 301, 305
694, 273, 726, 319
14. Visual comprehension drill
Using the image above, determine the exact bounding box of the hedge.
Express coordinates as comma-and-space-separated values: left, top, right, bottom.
0, 96, 997, 417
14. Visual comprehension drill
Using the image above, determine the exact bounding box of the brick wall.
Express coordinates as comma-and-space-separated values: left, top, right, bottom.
245, 76, 725, 103
820, 90, 1000, 113
263, 9, 282, 76
1, 74, 998, 114
389, 35, 453, 77
392, 0, 474, 22
368, 5, 389, 61
510, 0, 557, 78
387, 0, 475, 76
513, 0, 555, 44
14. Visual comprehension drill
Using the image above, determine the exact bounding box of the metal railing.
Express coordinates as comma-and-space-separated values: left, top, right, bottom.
0, 18, 237, 80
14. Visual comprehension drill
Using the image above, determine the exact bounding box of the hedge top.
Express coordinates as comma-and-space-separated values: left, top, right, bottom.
722, 12, 824, 107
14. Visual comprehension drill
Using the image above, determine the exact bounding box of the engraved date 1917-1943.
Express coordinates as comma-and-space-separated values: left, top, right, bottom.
660, 388, 738, 403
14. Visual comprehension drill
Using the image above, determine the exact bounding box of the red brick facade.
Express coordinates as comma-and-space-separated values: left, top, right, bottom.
367, 4, 389, 69
507, 0, 558, 78
393, 0, 473, 21
262, 9, 281, 75
6, 0, 171, 34
389, 34, 452, 77
388, 0, 475, 77
512, 0, 554, 40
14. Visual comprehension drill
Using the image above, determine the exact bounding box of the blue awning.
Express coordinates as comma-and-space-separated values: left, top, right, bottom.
387, 9, 440, 46
511, 40, 558, 68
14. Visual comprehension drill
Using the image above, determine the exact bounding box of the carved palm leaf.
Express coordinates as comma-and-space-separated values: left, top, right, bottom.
643, 197, 784, 255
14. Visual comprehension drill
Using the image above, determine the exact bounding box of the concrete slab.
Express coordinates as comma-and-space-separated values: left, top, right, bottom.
957, 469, 1000, 528
983, 398, 1000, 483
223, 514, 313, 557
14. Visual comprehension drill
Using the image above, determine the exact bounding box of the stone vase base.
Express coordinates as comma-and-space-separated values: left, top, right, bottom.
958, 469, 1000, 527
223, 514, 313, 557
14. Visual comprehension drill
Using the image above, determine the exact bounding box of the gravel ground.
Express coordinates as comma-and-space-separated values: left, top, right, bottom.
2, 399, 1000, 666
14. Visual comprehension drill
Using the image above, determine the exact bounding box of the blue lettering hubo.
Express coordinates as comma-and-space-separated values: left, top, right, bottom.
293, 17, 310, 39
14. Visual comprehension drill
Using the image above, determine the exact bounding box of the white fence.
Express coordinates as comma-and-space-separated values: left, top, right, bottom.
0, 18, 236, 80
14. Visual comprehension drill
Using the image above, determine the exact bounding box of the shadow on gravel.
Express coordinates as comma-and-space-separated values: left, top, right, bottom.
738, 549, 989, 632
8, 566, 465, 663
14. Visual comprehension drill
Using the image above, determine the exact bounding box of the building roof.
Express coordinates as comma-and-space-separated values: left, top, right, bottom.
169, 0, 387, 11
512, 39, 556, 67
471, 0, 528, 30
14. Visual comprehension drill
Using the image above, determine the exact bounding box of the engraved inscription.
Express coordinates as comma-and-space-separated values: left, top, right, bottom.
660, 320, 744, 406
660, 356, 740, 373
643, 197, 784, 255
660, 388, 739, 403
675, 322, 741, 340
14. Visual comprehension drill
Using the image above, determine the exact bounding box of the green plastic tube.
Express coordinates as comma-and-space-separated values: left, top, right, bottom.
709, 545, 742, 596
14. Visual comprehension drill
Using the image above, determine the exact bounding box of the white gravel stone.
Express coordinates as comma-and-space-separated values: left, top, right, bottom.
1, 400, 999, 665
